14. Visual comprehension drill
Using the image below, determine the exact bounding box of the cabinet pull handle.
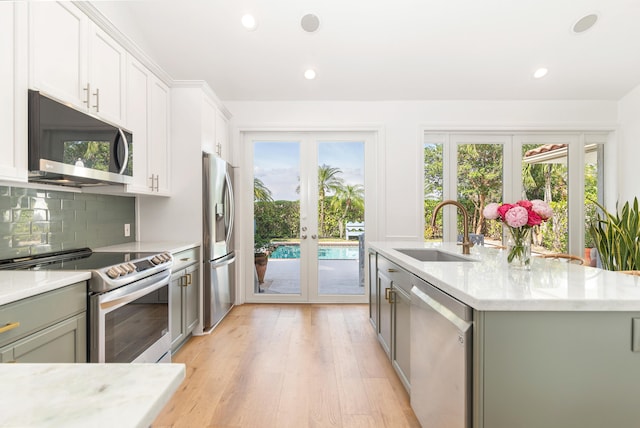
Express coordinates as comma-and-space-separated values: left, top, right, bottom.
83, 83, 91, 107
149, 174, 159, 191
0, 322, 20, 334
181, 275, 187, 287
93, 87, 100, 112
385, 288, 391, 301
186, 273, 192, 285
180, 258, 190, 262
388, 268, 397, 273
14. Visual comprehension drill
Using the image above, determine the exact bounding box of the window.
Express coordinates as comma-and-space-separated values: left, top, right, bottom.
424, 132, 607, 257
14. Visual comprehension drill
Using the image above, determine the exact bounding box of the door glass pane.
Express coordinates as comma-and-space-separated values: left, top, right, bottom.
522, 144, 569, 253
317, 141, 365, 295
253, 141, 301, 295
457, 143, 503, 248
424, 141, 443, 242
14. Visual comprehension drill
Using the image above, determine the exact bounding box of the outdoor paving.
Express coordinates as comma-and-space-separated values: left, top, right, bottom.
259, 258, 364, 295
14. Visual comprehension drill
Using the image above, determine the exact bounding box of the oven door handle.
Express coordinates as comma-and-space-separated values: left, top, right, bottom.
99, 270, 171, 313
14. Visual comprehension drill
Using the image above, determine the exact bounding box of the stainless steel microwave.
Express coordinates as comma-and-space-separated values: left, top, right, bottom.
28, 90, 133, 187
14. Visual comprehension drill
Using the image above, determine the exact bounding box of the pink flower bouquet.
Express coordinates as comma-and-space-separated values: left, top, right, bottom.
483, 199, 553, 266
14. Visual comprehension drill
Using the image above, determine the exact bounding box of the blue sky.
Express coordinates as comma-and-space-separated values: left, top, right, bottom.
254, 141, 364, 201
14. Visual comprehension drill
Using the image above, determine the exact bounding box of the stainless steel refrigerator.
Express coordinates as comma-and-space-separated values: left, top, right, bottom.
202, 152, 235, 331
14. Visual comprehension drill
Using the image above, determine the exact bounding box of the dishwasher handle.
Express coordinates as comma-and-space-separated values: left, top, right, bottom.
411, 285, 472, 333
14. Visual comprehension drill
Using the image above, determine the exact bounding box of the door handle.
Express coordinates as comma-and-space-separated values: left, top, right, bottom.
83, 83, 91, 107
0, 322, 20, 334
93, 87, 100, 112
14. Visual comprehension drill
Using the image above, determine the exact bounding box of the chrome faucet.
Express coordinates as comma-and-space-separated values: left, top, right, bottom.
431, 200, 473, 255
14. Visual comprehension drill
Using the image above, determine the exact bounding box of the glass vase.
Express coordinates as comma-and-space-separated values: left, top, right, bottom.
506, 227, 532, 270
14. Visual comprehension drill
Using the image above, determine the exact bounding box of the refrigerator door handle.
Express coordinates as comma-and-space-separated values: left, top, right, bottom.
225, 169, 235, 248
210, 252, 236, 268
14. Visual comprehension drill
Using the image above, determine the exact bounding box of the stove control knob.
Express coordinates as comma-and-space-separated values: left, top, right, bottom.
106, 268, 119, 279
162, 253, 171, 262
128, 262, 137, 272
122, 264, 134, 273
151, 256, 161, 265
115, 265, 128, 276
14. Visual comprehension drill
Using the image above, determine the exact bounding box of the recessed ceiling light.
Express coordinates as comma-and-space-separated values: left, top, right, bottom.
241, 14, 258, 31
301, 14, 320, 33
533, 68, 548, 79
572, 13, 598, 34
304, 69, 317, 80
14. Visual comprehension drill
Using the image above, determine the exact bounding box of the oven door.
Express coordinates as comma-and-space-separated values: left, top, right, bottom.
90, 270, 171, 363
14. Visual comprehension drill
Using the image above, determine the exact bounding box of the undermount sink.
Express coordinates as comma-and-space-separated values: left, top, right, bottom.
394, 248, 476, 262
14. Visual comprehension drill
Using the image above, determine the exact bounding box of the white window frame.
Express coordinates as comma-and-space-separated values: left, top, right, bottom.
424, 131, 609, 257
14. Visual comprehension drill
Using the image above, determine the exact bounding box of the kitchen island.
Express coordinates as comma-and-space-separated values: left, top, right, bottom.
0, 363, 185, 427
369, 241, 640, 428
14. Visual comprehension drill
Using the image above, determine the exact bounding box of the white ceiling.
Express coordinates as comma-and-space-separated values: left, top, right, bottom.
94, 0, 640, 102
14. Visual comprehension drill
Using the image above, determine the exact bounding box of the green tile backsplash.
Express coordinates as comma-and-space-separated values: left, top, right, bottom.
0, 185, 135, 259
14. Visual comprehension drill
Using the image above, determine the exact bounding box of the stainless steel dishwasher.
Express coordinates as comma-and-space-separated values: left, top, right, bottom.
410, 277, 473, 428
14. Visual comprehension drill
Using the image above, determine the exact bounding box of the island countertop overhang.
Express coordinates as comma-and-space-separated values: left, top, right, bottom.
369, 241, 640, 312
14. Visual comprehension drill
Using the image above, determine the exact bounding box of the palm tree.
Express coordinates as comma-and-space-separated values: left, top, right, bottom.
331, 184, 365, 238
254, 177, 273, 202
318, 164, 344, 237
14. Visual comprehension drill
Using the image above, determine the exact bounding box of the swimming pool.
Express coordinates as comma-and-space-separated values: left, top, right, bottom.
270, 244, 359, 260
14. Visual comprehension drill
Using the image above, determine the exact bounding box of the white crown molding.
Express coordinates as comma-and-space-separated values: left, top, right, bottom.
171, 80, 232, 119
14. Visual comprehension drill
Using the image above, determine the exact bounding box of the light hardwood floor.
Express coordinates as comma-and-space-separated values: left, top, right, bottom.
153, 304, 420, 428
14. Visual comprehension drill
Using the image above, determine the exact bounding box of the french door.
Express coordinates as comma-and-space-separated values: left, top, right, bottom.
246, 131, 375, 303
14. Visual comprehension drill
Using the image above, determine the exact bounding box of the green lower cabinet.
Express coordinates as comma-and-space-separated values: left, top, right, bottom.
392, 284, 411, 392
170, 247, 200, 352
476, 311, 640, 428
0, 313, 86, 363
376, 255, 411, 393
0, 281, 87, 363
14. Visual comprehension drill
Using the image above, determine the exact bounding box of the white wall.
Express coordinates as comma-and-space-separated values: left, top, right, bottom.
618, 84, 640, 204
226, 99, 618, 240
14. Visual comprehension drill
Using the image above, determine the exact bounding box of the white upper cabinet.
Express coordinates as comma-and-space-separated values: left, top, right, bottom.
215, 109, 230, 162
125, 56, 151, 193
0, 2, 27, 182
148, 78, 170, 195
87, 25, 126, 125
29, 1, 126, 126
202, 93, 231, 163
125, 56, 170, 196
29, 2, 83, 107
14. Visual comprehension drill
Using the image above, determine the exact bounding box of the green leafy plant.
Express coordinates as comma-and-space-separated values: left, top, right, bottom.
588, 198, 640, 271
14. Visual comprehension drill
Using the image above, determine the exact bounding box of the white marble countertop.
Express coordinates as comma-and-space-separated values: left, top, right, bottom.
370, 241, 640, 311
0, 271, 91, 306
0, 242, 199, 306
0, 363, 185, 428
95, 240, 200, 254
